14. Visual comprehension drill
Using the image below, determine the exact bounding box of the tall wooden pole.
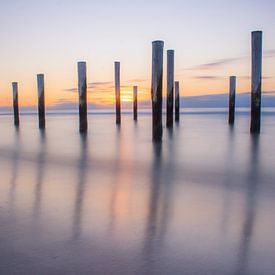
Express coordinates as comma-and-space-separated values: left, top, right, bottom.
250, 31, 262, 133
12, 82, 20, 127
175, 81, 180, 122
78, 61, 87, 133
115, 61, 121, 125
166, 50, 174, 128
133, 85, 138, 121
151, 40, 164, 141
228, 76, 236, 125
37, 74, 45, 129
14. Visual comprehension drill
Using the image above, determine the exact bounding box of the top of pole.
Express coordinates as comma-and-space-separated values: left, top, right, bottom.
152, 40, 164, 45
77, 61, 86, 70
252, 30, 263, 34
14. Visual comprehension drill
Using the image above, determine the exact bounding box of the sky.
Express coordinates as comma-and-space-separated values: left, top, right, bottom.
0, 0, 275, 108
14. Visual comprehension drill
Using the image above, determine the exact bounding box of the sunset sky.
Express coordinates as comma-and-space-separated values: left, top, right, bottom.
0, 0, 275, 107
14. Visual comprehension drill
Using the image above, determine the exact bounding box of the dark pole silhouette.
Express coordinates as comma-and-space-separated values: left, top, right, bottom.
151, 40, 164, 141
250, 31, 262, 133
166, 50, 174, 128
175, 81, 180, 122
78, 62, 88, 132
37, 74, 45, 129
115, 61, 121, 125
228, 76, 236, 125
133, 86, 138, 121
12, 82, 20, 127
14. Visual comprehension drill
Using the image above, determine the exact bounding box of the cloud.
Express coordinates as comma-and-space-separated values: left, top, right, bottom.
184, 49, 275, 72
239, 76, 275, 80
63, 88, 77, 93
192, 75, 225, 80
264, 49, 275, 58
88, 81, 113, 89
128, 78, 148, 83
187, 57, 245, 71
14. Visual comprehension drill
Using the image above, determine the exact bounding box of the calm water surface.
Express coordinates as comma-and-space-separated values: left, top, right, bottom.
0, 112, 275, 274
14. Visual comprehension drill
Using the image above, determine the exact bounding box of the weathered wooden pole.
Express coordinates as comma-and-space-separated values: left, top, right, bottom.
12, 82, 20, 127
151, 40, 164, 141
133, 85, 138, 121
175, 81, 180, 122
166, 50, 174, 128
37, 74, 45, 129
250, 31, 262, 133
228, 76, 236, 125
115, 61, 121, 125
78, 61, 88, 132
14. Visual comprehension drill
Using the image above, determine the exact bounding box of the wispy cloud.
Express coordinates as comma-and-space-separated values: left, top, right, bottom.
88, 81, 113, 89
192, 75, 225, 80
63, 88, 78, 93
184, 49, 275, 72
187, 57, 244, 71
264, 49, 275, 58
239, 75, 275, 80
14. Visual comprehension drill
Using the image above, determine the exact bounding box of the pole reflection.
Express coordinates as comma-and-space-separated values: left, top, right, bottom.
235, 134, 260, 275
9, 128, 21, 212
108, 126, 122, 233
72, 133, 88, 240
221, 125, 235, 234
142, 141, 163, 274
32, 130, 47, 224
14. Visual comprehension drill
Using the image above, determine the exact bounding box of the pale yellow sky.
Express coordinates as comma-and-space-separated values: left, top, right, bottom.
0, 0, 275, 107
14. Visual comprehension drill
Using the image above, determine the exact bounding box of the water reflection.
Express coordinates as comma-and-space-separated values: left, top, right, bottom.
142, 130, 176, 271
142, 141, 163, 273
221, 125, 235, 234
9, 128, 21, 211
235, 135, 260, 275
33, 130, 47, 223
108, 126, 122, 233
72, 133, 88, 240
157, 129, 174, 242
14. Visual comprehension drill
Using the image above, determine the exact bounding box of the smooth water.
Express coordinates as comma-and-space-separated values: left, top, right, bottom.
0, 112, 275, 275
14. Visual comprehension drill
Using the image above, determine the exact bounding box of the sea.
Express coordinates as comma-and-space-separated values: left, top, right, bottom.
0, 108, 275, 274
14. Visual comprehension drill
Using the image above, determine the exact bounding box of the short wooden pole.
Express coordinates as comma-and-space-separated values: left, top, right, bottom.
151, 40, 164, 141
250, 31, 262, 133
12, 82, 20, 127
228, 76, 236, 125
133, 86, 137, 121
166, 50, 174, 128
78, 62, 88, 132
175, 81, 180, 122
115, 61, 121, 124
37, 74, 45, 129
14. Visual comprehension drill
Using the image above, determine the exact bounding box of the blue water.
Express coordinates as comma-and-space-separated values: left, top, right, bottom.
0, 111, 275, 274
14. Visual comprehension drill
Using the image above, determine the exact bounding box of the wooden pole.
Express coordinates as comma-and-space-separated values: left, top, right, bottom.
133, 85, 138, 121
250, 31, 262, 133
12, 82, 20, 127
151, 40, 164, 141
175, 81, 180, 122
37, 74, 45, 129
228, 76, 236, 125
115, 61, 121, 124
166, 50, 174, 128
78, 61, 87, 133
